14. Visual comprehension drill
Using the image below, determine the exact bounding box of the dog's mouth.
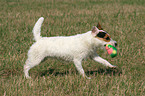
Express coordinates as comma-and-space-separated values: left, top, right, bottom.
104, 43, 117, 47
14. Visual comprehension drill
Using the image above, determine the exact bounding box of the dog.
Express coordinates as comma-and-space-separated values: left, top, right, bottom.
24, 17, 117, 79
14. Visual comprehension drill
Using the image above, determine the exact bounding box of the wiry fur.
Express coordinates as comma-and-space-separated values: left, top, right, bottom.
24, 17, 117, 79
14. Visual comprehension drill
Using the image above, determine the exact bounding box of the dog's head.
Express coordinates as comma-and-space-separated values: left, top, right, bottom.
91, 23, 117, 47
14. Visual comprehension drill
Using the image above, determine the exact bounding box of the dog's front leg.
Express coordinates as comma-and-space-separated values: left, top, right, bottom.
73, 59, 91, 79
93, 55, 117, 68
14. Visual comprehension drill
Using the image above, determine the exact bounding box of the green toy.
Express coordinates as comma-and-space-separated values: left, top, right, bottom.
105, 44, 117, 58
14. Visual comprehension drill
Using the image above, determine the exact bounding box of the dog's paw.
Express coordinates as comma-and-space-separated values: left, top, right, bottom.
85, 76, 91, 80
25, 76, 32, 79
110, 65, 117, 68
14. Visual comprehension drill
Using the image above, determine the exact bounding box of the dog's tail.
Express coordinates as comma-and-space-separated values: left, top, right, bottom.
32, 17, 44, 41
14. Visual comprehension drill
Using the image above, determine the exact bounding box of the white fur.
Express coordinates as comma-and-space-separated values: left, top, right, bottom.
24, 17, 117, 79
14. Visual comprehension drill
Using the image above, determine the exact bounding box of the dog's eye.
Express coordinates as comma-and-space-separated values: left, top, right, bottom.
97, 32, 106, 38
105, 37, 110, 40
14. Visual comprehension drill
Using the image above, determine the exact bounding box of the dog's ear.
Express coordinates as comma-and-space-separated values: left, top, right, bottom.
97, 22, 103, 30
92, 26, 99, 36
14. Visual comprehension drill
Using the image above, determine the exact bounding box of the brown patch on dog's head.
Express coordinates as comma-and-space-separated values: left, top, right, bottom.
92, 23, 111, 42
94, 23, 111, 42
97, 22, 103, 30
96, 31, 111, 42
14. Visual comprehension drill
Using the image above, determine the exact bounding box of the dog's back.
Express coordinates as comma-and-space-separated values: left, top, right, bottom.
30, 31, 96, 61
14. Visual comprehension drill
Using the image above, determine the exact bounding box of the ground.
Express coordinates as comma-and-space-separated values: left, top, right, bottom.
0, 0, 145, 95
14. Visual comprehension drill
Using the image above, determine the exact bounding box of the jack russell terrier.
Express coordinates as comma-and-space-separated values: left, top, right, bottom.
24, 17, 117, 79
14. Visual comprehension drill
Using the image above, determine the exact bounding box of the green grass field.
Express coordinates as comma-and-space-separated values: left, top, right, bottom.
0, 0, 145, 95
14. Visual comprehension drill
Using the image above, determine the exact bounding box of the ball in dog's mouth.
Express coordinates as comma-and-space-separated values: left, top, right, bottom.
105, 44, 117, 58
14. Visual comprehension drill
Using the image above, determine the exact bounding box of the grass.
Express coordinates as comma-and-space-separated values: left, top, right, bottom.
0, 0, 145, 95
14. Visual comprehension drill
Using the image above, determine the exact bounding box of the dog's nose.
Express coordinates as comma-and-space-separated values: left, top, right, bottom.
115, 42, 117, 47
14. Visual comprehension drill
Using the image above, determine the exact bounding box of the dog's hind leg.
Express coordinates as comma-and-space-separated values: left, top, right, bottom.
24, 53, 45, 79
73, 59, 91, 79
24, 61, 31, 79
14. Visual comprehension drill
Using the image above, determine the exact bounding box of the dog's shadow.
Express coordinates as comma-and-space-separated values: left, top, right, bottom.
86, 67, 122, 76
40, 67, 122, 77
40, 68, 69, 77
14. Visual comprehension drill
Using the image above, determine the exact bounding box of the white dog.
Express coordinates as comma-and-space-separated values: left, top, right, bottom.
24, 17, 117, 79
